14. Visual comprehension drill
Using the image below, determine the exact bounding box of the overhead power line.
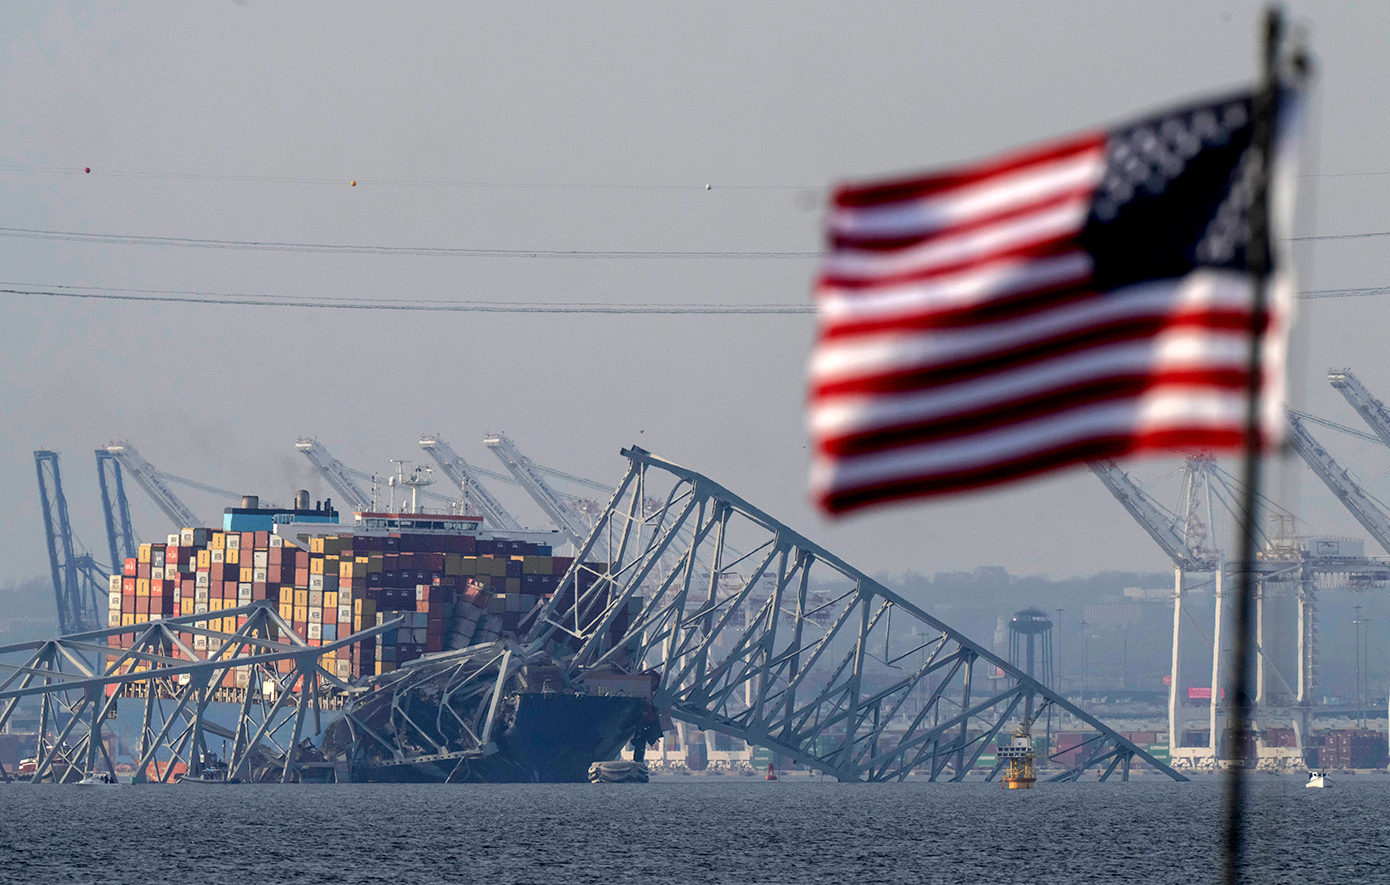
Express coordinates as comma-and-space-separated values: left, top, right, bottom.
4, 276, 1385, 314
0, 283, 814, 315
0, 226, 815, 259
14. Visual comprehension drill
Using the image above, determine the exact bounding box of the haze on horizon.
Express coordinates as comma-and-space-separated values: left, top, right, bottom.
4, 1, 1390, 602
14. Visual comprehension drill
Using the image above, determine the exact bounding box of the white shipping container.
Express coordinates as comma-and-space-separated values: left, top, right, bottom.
309, 590, 323, 608
195, 587, 209, 603
252, 569, 267, 583
269, 535, 283, 548
181, 529, 194, 545
211, 549, 224, 564
109, 590, 123, 610
338, 604, 352, 623
195, 572, 210, 588
109, 574, 123, 594
253, 551, 268, 569
168, 533, 181, 546
309, 574, 324, 591
151, 567, 164, 581
193, 634, 208, 650
226, 534, 240, 550
109, 611, 122, 627
309, 606, 323, 624
335, 661, 351, 679
308, 622, 322, 640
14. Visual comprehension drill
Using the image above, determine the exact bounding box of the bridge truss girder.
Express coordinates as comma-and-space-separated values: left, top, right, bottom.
524, 447, 1186, 783
0, 602, 396, 784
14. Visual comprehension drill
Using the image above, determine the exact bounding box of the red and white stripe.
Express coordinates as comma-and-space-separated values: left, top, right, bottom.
809, 134, 1285, 515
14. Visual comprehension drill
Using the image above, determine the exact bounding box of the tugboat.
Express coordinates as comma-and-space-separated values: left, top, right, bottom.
1305, 770, 1330, 789
177, 751, 241, 785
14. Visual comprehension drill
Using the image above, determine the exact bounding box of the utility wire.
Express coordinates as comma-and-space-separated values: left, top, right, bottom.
0, 226, 815, 259
3, 277, 1389, 313
0, 284, 814, 315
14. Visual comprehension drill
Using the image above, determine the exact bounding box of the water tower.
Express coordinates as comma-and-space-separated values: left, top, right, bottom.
1008, 608, 1054, 688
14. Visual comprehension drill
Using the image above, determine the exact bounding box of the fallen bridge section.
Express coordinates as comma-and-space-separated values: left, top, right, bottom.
524, 446, 1188, 783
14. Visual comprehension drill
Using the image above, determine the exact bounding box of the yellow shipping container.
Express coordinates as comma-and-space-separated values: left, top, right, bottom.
136, 578, 150, 596
241, 567, 253, 583
210, 598, 224, 612
279, 586, 293, 604
197, 549, 211, 569
324, 591, 337, 609
122, 613, 135, 627
226, 548, 239, 565
293, 605, 308, 623
310, 537, 324, 554
135, 613, 148, 624
138, 543, 153, 563
181, 599, 194, 616
339, 561, 354, 578
310, 558, 324, 575
211, 532, 225, 550
294, 589, 308, 607
279, 602, 294, 621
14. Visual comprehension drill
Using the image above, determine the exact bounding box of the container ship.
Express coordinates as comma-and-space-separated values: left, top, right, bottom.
105, 494, 653, 783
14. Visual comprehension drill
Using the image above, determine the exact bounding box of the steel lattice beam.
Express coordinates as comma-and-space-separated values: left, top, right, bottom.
0, 602, 399, 784
522, 446, 1187, 783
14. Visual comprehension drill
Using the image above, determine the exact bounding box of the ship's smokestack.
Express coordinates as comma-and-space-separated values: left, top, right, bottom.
295, 489, 311, 510
241, 495, 259, 510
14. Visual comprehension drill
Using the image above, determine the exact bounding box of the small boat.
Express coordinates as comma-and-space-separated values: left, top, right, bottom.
75, 774, 119, 787
765, 763, 777, 781
1306, 770, 1330, 789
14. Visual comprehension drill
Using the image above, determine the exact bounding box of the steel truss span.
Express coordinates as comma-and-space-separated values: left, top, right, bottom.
524, 447, 1186, 783
0, 601, 396, 784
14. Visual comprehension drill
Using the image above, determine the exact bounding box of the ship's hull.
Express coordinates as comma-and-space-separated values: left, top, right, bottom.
354, 692, 648, 784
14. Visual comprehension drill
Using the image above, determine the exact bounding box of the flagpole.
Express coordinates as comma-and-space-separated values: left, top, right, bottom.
1222, 8, 1282, 885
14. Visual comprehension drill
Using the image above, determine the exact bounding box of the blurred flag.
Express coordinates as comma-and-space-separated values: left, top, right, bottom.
809, 89, 1300, 515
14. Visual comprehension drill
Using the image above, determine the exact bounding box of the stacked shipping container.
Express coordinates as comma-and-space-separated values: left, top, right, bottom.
107, 525, 635, 685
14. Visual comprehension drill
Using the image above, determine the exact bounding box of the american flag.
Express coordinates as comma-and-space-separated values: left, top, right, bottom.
809, 90, 1297, 515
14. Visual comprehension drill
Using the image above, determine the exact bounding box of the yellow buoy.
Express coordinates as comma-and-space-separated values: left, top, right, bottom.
350, 181, 357, 187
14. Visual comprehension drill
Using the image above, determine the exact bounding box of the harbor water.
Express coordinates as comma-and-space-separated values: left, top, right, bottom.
0, 774, 1385, 883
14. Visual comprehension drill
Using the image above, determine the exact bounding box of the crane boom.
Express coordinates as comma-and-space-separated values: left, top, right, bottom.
95, 450, 137, 569
1329, 368, 1390, 450
1285, 412, 1390, 554
1289, 408, 1384, 445
103, 442, 202, 528
293, 439, 371, 511
35, 451, 108, 634
1088, 459, 1218, 570
484, 433, 590, 547
418, 436, 522, 531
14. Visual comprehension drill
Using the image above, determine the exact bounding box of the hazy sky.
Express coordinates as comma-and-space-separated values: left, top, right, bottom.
4, 1, 1390, 590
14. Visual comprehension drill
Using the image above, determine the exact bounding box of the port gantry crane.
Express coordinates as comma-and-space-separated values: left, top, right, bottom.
34, 451, 109, 635
1089, 458, 1223, 759
484, 432, 595, 549
418, 435, 523, 531
95, 449, 137, 570
1330, 368, 1390, 452
102, 441, 252, 530
294, 439, 372, 511
296, 437, 474, 516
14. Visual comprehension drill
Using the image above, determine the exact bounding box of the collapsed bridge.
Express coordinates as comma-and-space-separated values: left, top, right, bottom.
1, 447, 1184, 784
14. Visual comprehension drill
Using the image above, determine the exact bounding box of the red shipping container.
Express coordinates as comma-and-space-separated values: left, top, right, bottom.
268, 547, 284, 565
295, 568, 309, 586
295, 550, 309, 568
241, 532, 256, 551
122, 577, 136, 594
254, 531, 269, 548
123, 558, 137, 577
137, 561, 151, 579
252, 582, 268, 601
